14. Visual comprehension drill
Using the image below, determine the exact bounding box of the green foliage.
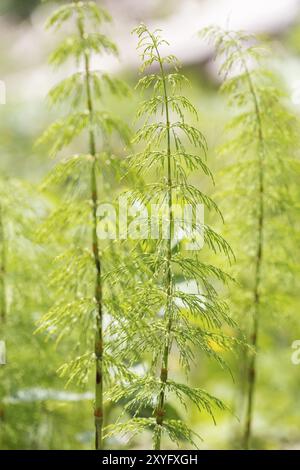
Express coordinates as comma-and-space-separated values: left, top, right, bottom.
0, 177, 46, 319
0, 176, 54, 449
105, 24, 235, 450
36, 0, 130, 450
2, 0, 300, 451
202, 26, 300, 449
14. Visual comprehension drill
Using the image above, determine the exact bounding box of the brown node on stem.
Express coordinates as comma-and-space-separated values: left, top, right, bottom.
160, 368, 168, 382
155, 407, 165, 425
95, 340, 103, 356
94, 408, 103, 419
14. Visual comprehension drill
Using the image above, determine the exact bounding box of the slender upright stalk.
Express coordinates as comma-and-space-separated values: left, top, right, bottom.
77, 15, 103, 450
240, 60, 265, 450
151, 36, 174, 451
214, 32, 266, 448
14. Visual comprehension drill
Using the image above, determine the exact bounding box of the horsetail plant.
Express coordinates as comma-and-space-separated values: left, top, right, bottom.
36, 0, 130, 450
202, 26, 299, 449
105, 24, 236, 450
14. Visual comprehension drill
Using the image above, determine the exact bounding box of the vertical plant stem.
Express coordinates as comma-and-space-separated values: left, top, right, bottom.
151, 36, 174, 451
241, 59, 265, 450
77, 14, 104, 450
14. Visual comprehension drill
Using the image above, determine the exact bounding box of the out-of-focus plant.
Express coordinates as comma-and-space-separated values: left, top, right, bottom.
36, 0, 131, 450
0, 176, 47, 443
201, 26, 300, 449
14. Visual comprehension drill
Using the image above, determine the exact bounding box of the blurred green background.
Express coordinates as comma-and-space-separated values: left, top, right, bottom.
1, 0, 300, 450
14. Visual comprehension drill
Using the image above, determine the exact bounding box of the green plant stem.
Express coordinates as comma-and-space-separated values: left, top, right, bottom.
151, 35, 174, 451
239, 54, 265, 451
77, 14, 104, 450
